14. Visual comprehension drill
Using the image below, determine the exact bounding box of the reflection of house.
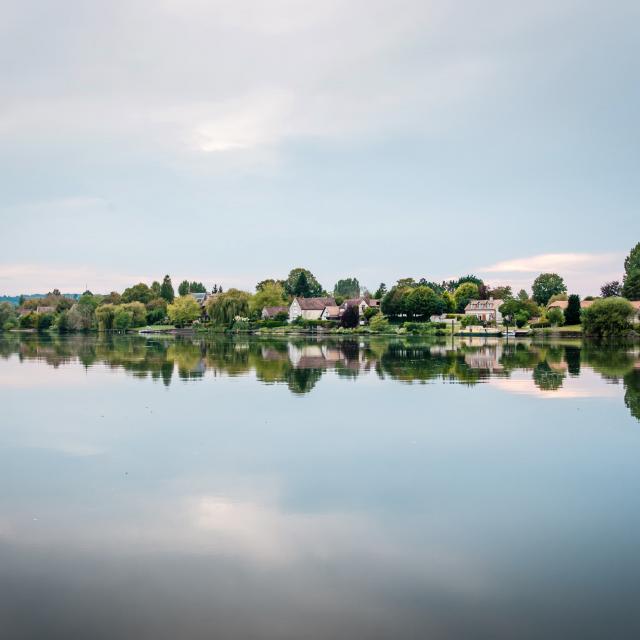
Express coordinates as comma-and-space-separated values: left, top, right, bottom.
464, 298, 503, 323
262, 306, 288, 319
464, 344, 504, 372
289, 297, 336, 322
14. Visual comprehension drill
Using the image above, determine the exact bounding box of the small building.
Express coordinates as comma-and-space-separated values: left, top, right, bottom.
262, 306, 289, 320
464, 298, 504, 323
289, 297, 336, 322
320, 306, 341, 321
339, 296, 380, 315
36, 306, 55, 314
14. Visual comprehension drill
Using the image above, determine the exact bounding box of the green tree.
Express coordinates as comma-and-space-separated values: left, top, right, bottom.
333, 278, 360, 299
250, 282, 288, 315
256, 278, 286, 292
96, 304, 116, 332
499, 299, 530, 325
284, 268, 323, 298
406, 286, 445, 319
146, 298, 167, 324
369, 314, 390, 332
623, 242, 640, 277
622, 270, 640, 300
532, 273, 566, 305
151, 281, 162, 297
122, 301, 147, 326
487, 285, 512, 300
564, 294, 581, 325
178, 280, 190, 296
121, 283, 154, 304
113, 308, 133, 332
0, 302, 17, 330
206, 289, 251, 326
374, 283, 387, 299
160, 275, 175, 303
582, 297, 634, 337
190, 281, 206, 293
341, 304, 359, 328
601, 281, 622, 297
167, 296, 201, 327
517, 289, 529, 301
454, 282, 479, 313
547, 307, 565, 326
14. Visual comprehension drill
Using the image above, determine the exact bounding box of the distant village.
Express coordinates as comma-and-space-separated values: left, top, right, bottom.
1, 242, 640, 338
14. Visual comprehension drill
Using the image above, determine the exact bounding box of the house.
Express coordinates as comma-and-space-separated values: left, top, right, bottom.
289, 297, 336, 322
464, 298, 504, 323
630, 301, 640, 324
320, 306, 341, 321
36, 306, 55, 314
262, 306, 289, 320
339, 296, 380, 315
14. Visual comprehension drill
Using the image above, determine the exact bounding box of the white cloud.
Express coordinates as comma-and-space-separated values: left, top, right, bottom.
477, 252, 623, 295
480, 252, 621, 274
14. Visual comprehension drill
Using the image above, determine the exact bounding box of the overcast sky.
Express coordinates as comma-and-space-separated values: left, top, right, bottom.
1, 0, 638, 295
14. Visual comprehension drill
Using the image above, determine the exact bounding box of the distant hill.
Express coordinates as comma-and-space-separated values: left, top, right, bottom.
0, 293, 81, 306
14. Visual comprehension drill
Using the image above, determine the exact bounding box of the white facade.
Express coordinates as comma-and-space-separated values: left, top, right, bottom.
464, 298, 504, 323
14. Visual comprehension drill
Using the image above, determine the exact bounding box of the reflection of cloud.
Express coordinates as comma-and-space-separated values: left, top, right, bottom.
490, 370, 619, 399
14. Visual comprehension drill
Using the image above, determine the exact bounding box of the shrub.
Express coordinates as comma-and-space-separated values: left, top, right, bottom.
581, 297, 634, 337
36, 312, 55, 332
369, 314, 390, 333
460, 315, 481, 328
547, 307, 565, 327
341, 304, 359, 328
515, 311, 529, 328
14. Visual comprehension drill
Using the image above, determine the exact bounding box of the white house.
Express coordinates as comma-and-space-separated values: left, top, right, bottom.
289, 297, 336, 322
320, 306, 341, 321
464, 298, 504, 323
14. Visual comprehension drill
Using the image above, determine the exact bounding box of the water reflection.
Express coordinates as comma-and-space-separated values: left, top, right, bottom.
1, 334, 639, 419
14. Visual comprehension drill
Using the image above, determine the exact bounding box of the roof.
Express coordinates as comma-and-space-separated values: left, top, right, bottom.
263, 306, 288, 317
190, 292, 207, 303
36, 306, 55, 314
547, 299, 595, 310
295, 297, 336, 310
464, 298, 503, 312
322, 306, 341, 318
340, 297, 379, 309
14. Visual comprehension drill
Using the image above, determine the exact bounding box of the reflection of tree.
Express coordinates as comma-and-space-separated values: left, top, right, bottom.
564, 346, 581, 376
3, 334, 639, 414
624, 370, 640, 421
533, 361, 565, 391
287, 367, 323, 394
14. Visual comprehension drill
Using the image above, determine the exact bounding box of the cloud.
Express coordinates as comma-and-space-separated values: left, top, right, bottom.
480, 252, 621, 274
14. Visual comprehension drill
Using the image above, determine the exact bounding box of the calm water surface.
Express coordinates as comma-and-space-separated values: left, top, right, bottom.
1, 334, 639, 639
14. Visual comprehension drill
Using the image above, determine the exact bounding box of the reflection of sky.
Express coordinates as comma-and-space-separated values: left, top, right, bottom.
2, 348, 640, 637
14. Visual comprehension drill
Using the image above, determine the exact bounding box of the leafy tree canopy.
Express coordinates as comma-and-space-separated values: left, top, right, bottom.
160, 275, 175, 303
623, 242, 640, 277
167, 295, 201, 327
601, 281, 622, 297
207, 289, 251, 325
250, 282, 288, 315
532, 273, 567, 305
564, 294, 581, 325
284, 268, 323, 298
122, 283, 154, 304
622, 270, 640, 300
333, 277, 360, 299
582, 297, 634, 337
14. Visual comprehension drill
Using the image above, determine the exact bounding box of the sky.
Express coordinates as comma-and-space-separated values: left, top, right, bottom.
1, 0, 639, 296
